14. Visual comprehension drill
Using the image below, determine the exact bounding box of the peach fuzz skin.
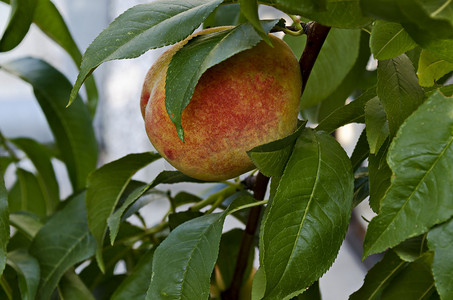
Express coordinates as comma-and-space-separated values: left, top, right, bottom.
141, 27, 302, 181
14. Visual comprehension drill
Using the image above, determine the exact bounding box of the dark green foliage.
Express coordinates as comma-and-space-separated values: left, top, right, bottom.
1, 0, 452, 299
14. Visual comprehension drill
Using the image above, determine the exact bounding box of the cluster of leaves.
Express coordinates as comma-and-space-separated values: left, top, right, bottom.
0, 0, 452, 299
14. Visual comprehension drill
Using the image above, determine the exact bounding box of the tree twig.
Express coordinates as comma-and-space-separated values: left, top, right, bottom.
300, 22, 331, 93
222, 21, 331, 299
222, 172, 269, 299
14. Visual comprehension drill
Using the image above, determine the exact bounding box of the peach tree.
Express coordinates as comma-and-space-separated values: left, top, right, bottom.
0, 0, 453, 299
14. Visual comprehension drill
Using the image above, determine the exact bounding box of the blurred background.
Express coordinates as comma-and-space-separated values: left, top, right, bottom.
0, 0, 377, 298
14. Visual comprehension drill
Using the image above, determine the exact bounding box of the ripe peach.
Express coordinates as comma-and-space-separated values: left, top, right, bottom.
141, 27, 301, 181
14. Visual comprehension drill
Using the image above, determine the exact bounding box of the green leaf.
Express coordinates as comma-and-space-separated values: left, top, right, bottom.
313, 31, 374, 124
293, 281, 320, 300
0, 172, 9, 275
0, 57, 98, 191
350, 250, 407, 300
57, 270, 95, 300
11, 138, 59, 213
107, 170, 202, 245
352, 167, 369, 207
370, 20, 416, 60
24, 0, 98, 116
252, 267, 266, 300
146, 213, 226, 300
0, 0, 36, 51
428, 217, 453, 300
365, 97, 389, 154
9, 212, 43, 240
350, 129, 370, 172
381, 252, 435, 299
377, 54, 424, 137
239, 0, 271, 45
247, 122, 305, 177
6, 249, 40, 300
393, 235, 427, 262
290, 0, 371, 28
260, 129, 353, 299
30, 192, 96, 300
85, 152, 160, 272
69, 0, 223, 106
165, 20, 278, 141
261, 0, 327, 15
9, 168, 47, 218
419, 0, 453, 25
173, 192, 202, 207
216, 229, 254, 289
111, 248, 155, 300
363, 91, 453, 257
417, 49, 453, 87
367, 141, 391, 213
168, 211, 204, 230
203, 3, 242, 28
79, 222, 144, 290
301, 28, 361, 109
316, 87, 376, 133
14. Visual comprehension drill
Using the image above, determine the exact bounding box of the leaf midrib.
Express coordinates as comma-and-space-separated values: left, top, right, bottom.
268, 134, 322, 296
179, 215, 223, 299
92, 1, 219, 67
368, 134, 453, 253
375, 28, 404, 58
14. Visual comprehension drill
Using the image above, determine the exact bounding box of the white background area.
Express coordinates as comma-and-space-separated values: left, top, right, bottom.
0, 1, 377, 298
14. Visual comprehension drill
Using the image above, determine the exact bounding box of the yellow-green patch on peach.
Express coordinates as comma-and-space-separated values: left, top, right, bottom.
141, 27, 301, 181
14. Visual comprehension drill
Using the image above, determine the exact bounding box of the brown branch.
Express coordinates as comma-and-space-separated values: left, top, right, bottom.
222, 172, 269, 300
222, 22, 331, 299
300, 22, 331, 93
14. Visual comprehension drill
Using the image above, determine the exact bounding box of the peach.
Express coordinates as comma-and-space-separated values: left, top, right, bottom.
141, 27, 301, 181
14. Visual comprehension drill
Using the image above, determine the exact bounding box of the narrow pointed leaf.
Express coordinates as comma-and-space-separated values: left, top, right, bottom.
428, 218, 453, 300
86, 152, 160, 271
216, 229, 254, 289
146, 213, 226, 300
281, 0, 371, 28
247, 122, 305, 177
111, 248, 155, 300
393, 235, 427, 262
417, 49, 453, 87
365, 97, 389, 154
316, 87, 376, 133
363, 91, 453, 257
239, 0, 271, 45
260, 0, 327, 14
69, 0, 223, 106
0, 58, 98, 191
9, 168, 47, 218
260, 129, 353, 299
350, 129, 370, 172
203, 3, 242, 28
377, 54, 424, 136
367, 141, 391, 213
301, 28, 361, 109
166, 20, 278, 141
9, 212, 43, 240
32, 0, 99, 116
107, 170, 202, 244
6, 249, 40, 300
381, 253, 435, 299
11, 138, 59, 213
370, 21, 416, 60
30, 193, 96, 300
57, 270, 95, 300
0, 0, 36, 51
350, 250, 407, 300
0, 172, 9, 275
